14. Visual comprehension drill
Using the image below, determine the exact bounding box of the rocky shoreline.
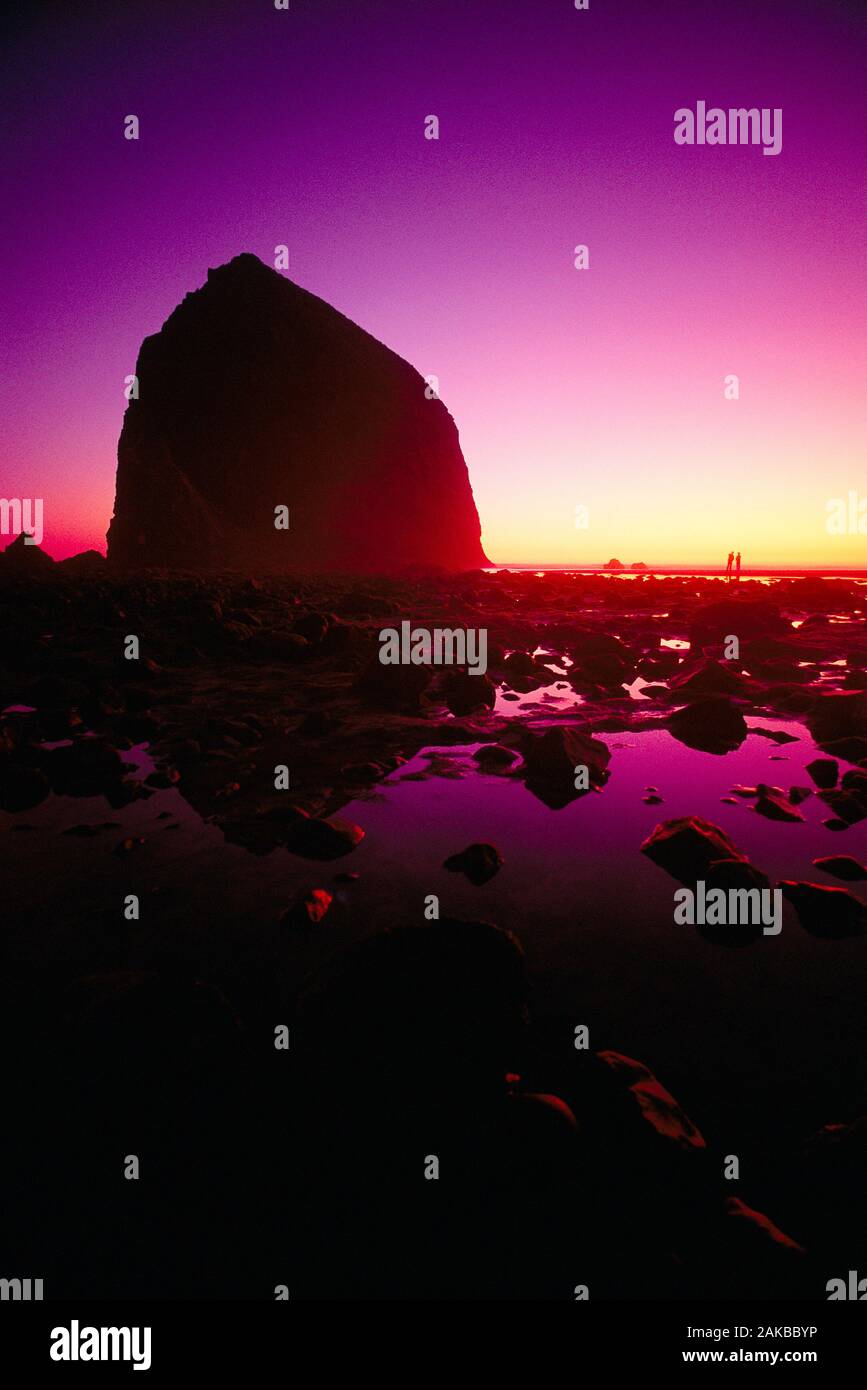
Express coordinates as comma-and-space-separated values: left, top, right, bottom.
2, 552, 865, 1297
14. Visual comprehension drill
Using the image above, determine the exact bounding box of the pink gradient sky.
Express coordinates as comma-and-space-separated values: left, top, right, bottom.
2, 0, 865, 565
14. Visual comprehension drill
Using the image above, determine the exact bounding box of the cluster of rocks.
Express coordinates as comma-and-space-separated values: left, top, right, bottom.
2, 551, 866, 1297
2, 554, 866, 853
642, 814, 866, 940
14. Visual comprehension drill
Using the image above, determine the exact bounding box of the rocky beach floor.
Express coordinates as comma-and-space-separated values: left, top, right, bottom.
1, 553, 865, 1298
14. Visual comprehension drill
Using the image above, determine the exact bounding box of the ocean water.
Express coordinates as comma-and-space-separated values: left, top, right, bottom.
3, 711, 864, 1171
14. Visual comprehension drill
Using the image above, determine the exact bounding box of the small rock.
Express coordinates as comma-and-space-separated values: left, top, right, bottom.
808, 692, 867, 745
596, 1050, 705, 1151
812, 855, 867, 882
522, 726, 610, 808
443, 842, 503, 885
754, 790, 805, 822
286, 814, 365, 860
816, 736, 867, 763
806, 758, 838, 789
667, 698, 748, 754
441, 669, 497, 716
788, 786, 813, 804
473, 744, 520, 771
641, 816, 747, 884
819, 789, 867, 826
281, 887, 333, 928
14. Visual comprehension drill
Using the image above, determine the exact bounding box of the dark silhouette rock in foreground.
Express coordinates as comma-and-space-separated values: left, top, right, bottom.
667, 696, 748, 753
641, 815, 747, 883
813, 855, 867, 882
443, 842, 504, 885
107, 253, 489, 573
779, 881, 867, 938
521, 725, 611, 808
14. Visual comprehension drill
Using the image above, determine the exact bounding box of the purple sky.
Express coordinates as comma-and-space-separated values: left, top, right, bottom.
2, 0, 865, 564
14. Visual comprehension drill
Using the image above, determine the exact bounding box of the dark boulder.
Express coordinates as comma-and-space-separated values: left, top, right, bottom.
521, 726, 610, 808
819, 788, 867, 826
807, 692, 867, 746
667, 697, 747, 754
443, 842, 504, 885
441, 669, 497, 716
641, 816, 746, 884
107, 254, 488, 573
779, 881, 867, 938
813, 855, 867, 882
473, 744, 520, 771
285, 815, 365, 860
806, 758, 838, 789
669, 659, 749, 697
754, 788, 805, 822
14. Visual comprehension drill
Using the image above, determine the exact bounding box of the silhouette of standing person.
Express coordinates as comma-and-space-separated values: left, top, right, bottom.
726, 551, 734, 582
735, 551, 741, 582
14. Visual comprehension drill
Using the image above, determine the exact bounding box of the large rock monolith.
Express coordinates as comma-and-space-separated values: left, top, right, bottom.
107, 254, 489, 573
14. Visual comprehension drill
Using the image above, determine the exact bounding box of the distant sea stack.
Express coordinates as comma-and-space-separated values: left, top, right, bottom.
107, 254, 489, 573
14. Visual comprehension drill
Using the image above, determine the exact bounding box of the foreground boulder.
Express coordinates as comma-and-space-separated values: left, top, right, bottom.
285, 814, 365, 860
807, 693, 867, 746
779, 881, 867, 938
813, 855, 867, 882
594, 1050, 706, 1152
521, 726, 611, 808
641, 816, 746, 883
667, 697, 748, 754
107, 253, 489, 573
443, 842, 503, 885
806, 757, 838, 789
668, 659, 749, 697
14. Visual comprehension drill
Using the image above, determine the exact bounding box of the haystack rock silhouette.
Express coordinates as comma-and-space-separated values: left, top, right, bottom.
107, 254, 489, 573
